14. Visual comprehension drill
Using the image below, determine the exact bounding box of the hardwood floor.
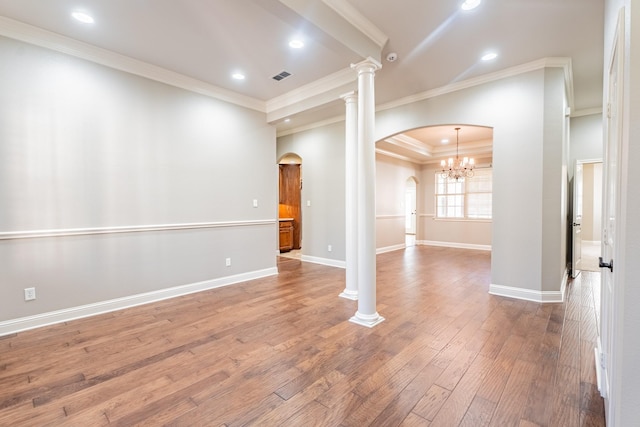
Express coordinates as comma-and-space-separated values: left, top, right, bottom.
0, 246, 605, 426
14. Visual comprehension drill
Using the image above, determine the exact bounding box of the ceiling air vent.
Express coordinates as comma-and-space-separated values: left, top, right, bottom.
272, 71, 291, 81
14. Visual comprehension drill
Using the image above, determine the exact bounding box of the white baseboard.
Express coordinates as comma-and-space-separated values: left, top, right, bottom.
300, 255, 346, 269
376, 244, 406, 254
0, 267, 278, 337
419, 240, 492, 251
489, 268, 568, 303
489, 283, 564, 303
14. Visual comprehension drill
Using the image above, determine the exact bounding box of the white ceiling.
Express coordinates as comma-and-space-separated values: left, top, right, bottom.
0, 0, 604, 164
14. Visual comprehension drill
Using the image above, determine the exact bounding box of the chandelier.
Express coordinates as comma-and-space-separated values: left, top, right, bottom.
440, 127, 475, 181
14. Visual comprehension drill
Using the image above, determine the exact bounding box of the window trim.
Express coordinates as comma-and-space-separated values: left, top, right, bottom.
434, 168, 493, 220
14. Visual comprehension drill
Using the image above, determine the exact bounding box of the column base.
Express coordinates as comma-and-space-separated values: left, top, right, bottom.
349, 311, 385, 328
339, 289, 358, 300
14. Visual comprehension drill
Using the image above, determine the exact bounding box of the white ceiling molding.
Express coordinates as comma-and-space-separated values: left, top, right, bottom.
384, 135, 434, 157
276, 115, 346, 138
571, 107, 603, 118
375, 148, 417, 164
0, 16, 266, 112
322, 0, 389, 49
431, 139, 494, 156
266, 66, 356, 122
377, 57, 574, 113
278, 57, 574, 138
279, 0, 383, 60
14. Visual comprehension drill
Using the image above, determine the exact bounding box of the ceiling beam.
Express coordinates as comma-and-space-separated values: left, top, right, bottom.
278, 0, 387, 61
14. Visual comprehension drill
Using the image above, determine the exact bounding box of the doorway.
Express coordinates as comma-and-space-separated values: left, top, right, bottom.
405, 177, 417, 247
278, 153, 302, 256
573, 160, 603, 275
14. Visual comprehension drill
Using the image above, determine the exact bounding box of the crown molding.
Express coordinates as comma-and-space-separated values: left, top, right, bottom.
277, 115, 346, 138
572, 107, 603, 118
377, 57, 574, 113
384, 135, 434, 157
322, 0, 389, 49
266, 66, 356, 115
279, 57, 576, 137
0, 16, 266, 112
375, 148, 420, 164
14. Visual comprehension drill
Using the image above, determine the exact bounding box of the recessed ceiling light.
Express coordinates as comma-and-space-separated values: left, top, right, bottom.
481, 52, 498, 61
441, 139, 449, 144
71, 11, 94, 24
289, 39, 304, 49
461, 0, 481, 11
232, 72, 245, 80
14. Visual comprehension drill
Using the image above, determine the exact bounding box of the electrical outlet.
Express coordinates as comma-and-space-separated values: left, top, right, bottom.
225, 258, 231, 267
24, 287, 36, 301
328, 245, 332, 252
253, 199, 258, 208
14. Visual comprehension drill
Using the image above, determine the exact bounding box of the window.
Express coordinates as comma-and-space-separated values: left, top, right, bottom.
435, 169, 492, 219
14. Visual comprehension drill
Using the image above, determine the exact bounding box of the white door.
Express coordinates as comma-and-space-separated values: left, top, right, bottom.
572, 162, 583, 278
405, 179, 417, 235
598, 10, 624, 410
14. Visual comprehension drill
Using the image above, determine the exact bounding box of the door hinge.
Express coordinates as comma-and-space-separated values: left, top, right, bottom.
600, 351, 606, 368
607, 103, 612, 118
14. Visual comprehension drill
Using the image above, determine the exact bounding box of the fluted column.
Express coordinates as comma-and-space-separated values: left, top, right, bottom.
350, 58, 384, 328
340, 91, 359, 300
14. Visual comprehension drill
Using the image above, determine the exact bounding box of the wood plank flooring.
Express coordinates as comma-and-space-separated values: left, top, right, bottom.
0, 246, 605, 426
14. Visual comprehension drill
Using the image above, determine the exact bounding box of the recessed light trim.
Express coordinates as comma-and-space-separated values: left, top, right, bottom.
481, 52, 498, 61
289, 39, 304, 49
441, 139, 449, 144
72, 11, 95, 24
232, 72, 245, 80
461, 0, 481, 11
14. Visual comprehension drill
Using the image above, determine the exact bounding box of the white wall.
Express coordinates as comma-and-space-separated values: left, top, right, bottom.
541, 67, 570, 292
570, 114, 604, 171
0, 36, 277, 329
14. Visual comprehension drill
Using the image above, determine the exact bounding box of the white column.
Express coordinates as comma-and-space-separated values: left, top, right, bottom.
340, 91, 359, 300
350, 58, 384, 328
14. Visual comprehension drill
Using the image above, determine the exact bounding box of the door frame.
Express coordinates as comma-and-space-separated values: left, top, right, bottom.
572, 159, 603, 278
405, 177, 418, 238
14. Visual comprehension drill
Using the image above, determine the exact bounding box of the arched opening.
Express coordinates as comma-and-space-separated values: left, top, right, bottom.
278, 153, 302, 255
375, 124, 493, 252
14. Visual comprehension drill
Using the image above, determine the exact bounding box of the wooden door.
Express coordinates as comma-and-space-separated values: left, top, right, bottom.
279, 164, 302, 249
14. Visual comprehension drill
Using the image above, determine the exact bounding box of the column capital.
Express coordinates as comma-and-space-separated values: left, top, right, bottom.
351, 57, 382, 74
340, 91, 358, 103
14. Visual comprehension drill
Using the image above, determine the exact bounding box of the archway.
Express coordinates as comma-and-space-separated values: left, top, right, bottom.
375, 124, 493, 252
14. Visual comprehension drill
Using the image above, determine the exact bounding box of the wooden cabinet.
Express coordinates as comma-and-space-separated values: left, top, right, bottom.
279, 219, 293, 252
